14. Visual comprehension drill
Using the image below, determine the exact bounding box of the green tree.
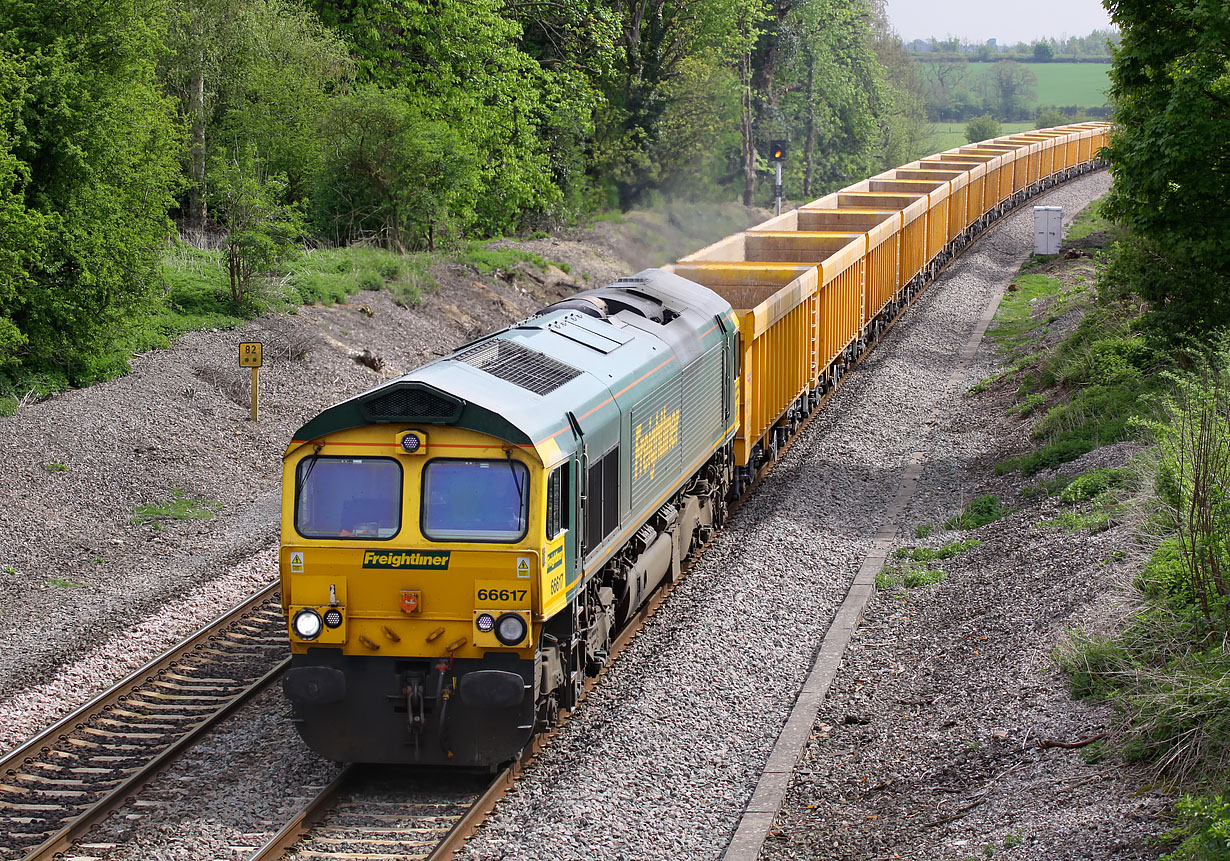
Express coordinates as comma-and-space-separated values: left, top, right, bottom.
1101, 0, 1230, 330
0, 0, 181, 383
989, 59, 1036, 120
868, 1, 927, 168
1033, 41, 1054, 62
314, 86, 482, 249
595, 0, 768, 208
211, 150, 304, 307
965, 112, 1001, 142
0, 57, 46, 369
776, 0, 882, 197
312, 0, 568, 232
1035, 107, 1071, 129
162, 0, 350, 226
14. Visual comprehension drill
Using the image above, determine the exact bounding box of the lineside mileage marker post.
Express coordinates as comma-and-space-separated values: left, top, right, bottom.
239, 341, 262, 422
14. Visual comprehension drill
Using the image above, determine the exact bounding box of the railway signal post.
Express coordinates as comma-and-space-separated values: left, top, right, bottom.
769, 140, 787, 215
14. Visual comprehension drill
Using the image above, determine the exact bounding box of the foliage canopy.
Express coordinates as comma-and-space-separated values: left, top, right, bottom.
0, 0, 932, 399
1102, 0, 1230, 331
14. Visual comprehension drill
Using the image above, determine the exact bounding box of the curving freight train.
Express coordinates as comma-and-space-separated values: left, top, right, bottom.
279, 123, 1110, 767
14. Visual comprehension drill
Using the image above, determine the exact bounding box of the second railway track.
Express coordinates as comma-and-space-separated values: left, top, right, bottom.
0, 582, 286, 861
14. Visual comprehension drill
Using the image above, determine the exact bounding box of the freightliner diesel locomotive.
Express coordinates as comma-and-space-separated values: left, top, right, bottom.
281, 271, 739, 767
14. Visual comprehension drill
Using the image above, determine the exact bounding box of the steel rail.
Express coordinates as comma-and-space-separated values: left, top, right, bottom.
21, 656, 289, 861
248, 764, 358, 860
0, 581, 279, 775
0, 580, 287, 861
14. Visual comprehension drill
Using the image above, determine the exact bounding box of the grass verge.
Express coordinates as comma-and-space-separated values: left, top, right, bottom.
131, 489, 222, 528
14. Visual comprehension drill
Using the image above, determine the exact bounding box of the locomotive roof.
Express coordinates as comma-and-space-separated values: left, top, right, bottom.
288, 269, 734, 464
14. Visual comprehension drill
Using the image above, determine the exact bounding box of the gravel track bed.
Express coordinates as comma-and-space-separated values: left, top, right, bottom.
0, 546, 275, 757
457, 173, 1117, 861
759, 174, 1171, 859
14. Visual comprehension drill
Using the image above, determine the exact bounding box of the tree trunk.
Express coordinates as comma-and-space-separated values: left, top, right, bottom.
188, 50, 207, 226
741, 52, 756, 207
803, 52, 815, 197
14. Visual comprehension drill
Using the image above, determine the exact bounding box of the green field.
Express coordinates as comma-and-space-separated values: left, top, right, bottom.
1029, 63, 1111, 107
922, 121, 1037, 155
920, 61, 1112, 110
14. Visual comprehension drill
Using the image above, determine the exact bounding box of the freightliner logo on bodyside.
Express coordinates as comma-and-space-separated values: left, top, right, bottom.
362, 550, 451, 570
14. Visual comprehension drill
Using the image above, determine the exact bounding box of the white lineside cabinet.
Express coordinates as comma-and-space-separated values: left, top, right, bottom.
1034, 205, 1062, 255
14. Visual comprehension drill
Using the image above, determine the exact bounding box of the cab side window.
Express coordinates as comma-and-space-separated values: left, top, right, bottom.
546, 464, 569, 539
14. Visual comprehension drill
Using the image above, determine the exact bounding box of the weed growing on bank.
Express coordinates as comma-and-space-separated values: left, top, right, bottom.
945, 495, 1007, 530
878, 539, 982, 591
976, 200, 1229, 844
1039, 318, 1229, 849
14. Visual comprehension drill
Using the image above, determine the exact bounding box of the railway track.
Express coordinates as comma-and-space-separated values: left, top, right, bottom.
251, 766, 496, 861
0, 582, 286, 861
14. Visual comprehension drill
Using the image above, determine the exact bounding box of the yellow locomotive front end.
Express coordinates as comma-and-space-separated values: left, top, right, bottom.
280, 421, 564, 767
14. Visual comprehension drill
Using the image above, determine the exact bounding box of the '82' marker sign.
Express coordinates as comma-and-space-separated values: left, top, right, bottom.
239, 342, 263, 367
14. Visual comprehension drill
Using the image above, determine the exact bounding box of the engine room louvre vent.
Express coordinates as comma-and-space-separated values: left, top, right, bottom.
362, 385, 463, 424
454, 339, 582, 396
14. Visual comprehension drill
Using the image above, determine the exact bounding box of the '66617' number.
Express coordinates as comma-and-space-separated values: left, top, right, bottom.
477, 588, 527, 602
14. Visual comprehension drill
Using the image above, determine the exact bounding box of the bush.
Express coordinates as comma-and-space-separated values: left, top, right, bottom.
945, 495, 1007, 530
0, 3, 181, 384
1162, 795, 1230, 861
1139, 365, 1230, 627
1140, 538, 1197, 606
1060, 468, 1132, 504
313, 86, 483, 250
964, 113, 1001, 143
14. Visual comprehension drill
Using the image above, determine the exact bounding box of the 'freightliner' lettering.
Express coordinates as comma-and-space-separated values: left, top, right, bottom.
362, 550, 451, 570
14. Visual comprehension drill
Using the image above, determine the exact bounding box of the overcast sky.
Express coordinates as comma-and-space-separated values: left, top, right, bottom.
884, 0, 1114, 44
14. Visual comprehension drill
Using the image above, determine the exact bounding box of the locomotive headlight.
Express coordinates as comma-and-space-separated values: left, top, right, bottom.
475, 612, 495, 634
494, 613, 527, 646
292, 608, 323, 640
323, 608, 343, 629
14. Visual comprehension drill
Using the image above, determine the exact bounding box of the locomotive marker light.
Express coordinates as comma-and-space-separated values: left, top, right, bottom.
399, 430, 426, 454
238, 341, 262, 422
476, 612, 496, 633
495, 612, 528, 646
292, 608, 323, 640
323, 608, 344, 629
769, 140, 787, 216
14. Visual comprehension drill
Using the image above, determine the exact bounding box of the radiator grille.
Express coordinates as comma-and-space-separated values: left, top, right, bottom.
454, 339, 581, 396
362, 385, 462, 423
